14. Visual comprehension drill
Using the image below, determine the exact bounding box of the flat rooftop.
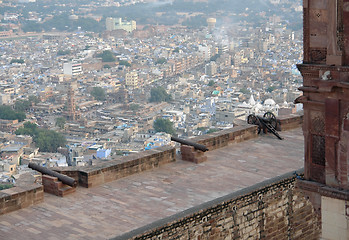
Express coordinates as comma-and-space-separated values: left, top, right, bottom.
0, 128, 304, 240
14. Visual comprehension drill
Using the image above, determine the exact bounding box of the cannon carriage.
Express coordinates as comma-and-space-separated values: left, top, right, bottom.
247, 111, 283, 140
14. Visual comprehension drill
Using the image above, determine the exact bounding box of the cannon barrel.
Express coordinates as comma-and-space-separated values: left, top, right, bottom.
171, 136, 209, 152
256, 116, 272, 123
28, 162, 77, 187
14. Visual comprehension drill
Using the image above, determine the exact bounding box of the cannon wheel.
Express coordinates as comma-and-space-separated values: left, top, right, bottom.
247, 114, 258, 125
263, 112, 277, 129
247, 114, 261, 134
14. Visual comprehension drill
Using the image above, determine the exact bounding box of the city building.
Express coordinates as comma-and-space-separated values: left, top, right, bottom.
205, 61, 217, 76
125, 71, 139, 88
105, 17, 136, 32
63, 62, 83, 76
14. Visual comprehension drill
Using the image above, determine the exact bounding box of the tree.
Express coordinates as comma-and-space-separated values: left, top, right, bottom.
239, 88, 249, 94
57, 50, 71, 56
10, 59, 24, 64
130, 104, 140, 111
55, 117, 66, 129
14, 96, 39, 112
119, 60, 131, 67
15, 122, 66, 152
210, 54, 220, 62
14, 100, 31, 112
206, 129, 219, 134
0, 105, 26, 122
15, 122, 38, 136
149, 87, 172, 103
96, 50, 116, 62
91, 87, 106, 101
153, 118, 175, 135
34, 130, 66, 152
155, 57, 167, 65
266, 86, 276, 93
28, 95, 40, 105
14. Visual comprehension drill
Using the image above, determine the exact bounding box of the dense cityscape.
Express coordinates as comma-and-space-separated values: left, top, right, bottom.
0, 0, 303, 184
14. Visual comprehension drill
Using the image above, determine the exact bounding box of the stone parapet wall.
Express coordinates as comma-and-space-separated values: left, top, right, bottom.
190, 125, 259, 151
115, 169, 321, 240
184, 114, 303, 152
54, 145, 176, 188
0, 184, 44, 215
79, 146, 175, 188
277, 113, 303, 131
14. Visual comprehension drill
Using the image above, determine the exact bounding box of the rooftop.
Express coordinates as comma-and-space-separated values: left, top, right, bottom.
0, 128, 304, 239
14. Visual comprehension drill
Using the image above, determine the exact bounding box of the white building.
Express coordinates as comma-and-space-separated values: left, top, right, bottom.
106, 18, 136, 32
63, 63, 82, 76
198, 45, 211, 61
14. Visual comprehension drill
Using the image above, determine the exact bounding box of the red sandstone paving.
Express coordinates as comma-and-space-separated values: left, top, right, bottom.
0, 128, 304, 239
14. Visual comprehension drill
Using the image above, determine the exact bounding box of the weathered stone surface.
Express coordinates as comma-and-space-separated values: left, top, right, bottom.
118, 172, 320, 240
0, 184, 43, 215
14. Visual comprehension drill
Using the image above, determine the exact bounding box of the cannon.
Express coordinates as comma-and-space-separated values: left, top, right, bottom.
28, 162, 77, 187
171, 136, 209, 152
247, 112, 283, 140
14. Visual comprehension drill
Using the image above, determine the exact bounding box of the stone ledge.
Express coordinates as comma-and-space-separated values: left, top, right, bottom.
54, 145, 176, 188
0, 184, 44, 215
190, 124, 259, 151
277, 113, 303, 131
296, 179, 349, 201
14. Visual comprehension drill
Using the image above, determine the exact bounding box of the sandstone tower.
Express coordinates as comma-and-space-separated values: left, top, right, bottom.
297, 0, 349, 239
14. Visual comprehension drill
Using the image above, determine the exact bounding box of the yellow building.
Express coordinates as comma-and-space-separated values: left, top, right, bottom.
125, 71, 138, 88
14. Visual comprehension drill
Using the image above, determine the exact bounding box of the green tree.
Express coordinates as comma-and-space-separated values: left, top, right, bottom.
15, 122, 38, 136
208, 80, 215, 86
0, 105, 26, 122
14, 96, 39, 112
91, 87, 106, 101
10, 59, 24, 64
149, 87, 172, 103
15, 122, 66, 152
22, 21, 42, 33
239, 88, 249, 94
119, 60, 131, 67
210, 54, 220, 62
34, 130, 66, 152
96, 50, 116, 62
155, 57, 167, 65
130, 104, 140, 111
14, 100, 31, 112
153, 118, 175, 135
57, 50, 71, 56
266, 86, 276, 93
55, 117, 66, 129
206, 129, 219, 134
28, 95, 40, 105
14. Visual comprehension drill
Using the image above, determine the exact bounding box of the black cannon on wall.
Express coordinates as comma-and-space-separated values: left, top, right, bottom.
28, 162, 77, 187
247, 112, 283, 140
171, 136, 209, 152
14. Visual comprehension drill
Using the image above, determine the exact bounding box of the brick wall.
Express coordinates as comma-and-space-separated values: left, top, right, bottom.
0, 184, 44, 215
114, 169, 321, 240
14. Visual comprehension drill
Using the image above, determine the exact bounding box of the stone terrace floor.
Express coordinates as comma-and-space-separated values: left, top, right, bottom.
0, 128, 304, 240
